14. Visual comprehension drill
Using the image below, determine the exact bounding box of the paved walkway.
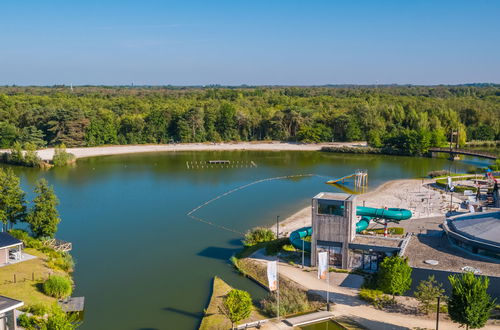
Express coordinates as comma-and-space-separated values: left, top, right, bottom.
250, 252, 500, 330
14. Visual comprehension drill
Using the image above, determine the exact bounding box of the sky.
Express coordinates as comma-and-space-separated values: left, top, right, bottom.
0, 0, 499, 86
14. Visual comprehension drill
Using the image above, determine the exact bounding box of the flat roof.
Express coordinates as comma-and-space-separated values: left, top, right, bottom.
313, 192, 353, 201
0, 295, 23, 313
0, 233, 22, 249
404, 234, 500, 277
447, 211, 500, 248
352, 235, 403, 248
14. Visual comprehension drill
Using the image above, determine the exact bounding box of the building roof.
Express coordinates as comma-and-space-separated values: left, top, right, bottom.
313, 192, 353, 201
0, 232, 22, 249
0, 295, 23, 313
446, 211, 500, 248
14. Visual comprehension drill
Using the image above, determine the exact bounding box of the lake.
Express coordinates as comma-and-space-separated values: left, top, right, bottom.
5, 150, 489, 330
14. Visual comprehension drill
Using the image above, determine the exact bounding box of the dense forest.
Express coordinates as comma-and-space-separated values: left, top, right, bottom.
0, 85, 499, 156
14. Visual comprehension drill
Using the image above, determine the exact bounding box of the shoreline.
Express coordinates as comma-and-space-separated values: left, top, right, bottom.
276, 178, 448, 236
12, 141, 367, 161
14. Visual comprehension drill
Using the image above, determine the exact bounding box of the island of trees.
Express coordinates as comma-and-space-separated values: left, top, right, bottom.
0, 85, 498, 158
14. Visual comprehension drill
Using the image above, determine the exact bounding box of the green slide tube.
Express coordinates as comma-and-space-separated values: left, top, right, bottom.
289, 206, 412, 251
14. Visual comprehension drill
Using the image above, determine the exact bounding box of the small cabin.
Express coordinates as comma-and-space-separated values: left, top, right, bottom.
0, 233, 23, 266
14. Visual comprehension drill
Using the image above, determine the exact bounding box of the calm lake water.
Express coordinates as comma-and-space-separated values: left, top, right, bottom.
5, 150, 490, 330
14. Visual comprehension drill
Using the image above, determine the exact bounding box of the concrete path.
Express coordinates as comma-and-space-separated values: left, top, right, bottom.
250, 253, 500, 330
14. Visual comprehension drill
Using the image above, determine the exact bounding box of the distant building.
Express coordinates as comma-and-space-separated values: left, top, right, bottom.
311, 192, 408, 270
0, 295, 23, 330
0, 233, 22, 266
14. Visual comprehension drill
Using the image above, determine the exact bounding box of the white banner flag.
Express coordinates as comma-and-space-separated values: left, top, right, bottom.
318, 251, 328, 280
267, 261, 277, 291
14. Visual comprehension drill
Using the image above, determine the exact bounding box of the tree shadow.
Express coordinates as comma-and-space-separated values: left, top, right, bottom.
162, 307, 204, 319
197, 246, 239, 260
338, 274, 364, 289
227, 238, 242, 246
308, 289, 365, 307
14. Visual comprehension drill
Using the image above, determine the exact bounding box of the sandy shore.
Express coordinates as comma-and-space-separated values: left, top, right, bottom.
277, 178, 451, 235
12, 141, 367, 161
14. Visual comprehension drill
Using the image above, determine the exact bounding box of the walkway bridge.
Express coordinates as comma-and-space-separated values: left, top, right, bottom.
429, 147, 497, 160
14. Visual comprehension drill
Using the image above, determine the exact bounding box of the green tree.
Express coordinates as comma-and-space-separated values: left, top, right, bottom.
8, 141, 25, 164
23, 142, 42, 167
448, 272, 496, 330
19, 126, 46, 148
220, 289, 252, 329
414, 275, 446, 314
52, 144, 75, 167
0, 168, 26, 231
26, 179, 60, 238
377, 256, 412, 299
0, 121, 18, 148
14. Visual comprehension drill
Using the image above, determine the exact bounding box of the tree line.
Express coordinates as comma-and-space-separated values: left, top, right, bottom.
0, 85, 499, 156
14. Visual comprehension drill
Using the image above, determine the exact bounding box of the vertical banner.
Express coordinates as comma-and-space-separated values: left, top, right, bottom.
318, 251, 328, 280
267, 261, 278, 291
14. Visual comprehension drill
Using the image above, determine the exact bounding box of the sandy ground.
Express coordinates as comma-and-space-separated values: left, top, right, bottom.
277, 179, 455, 236
3, 141, 367, 161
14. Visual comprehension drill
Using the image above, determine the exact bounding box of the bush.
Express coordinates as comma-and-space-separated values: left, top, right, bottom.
265, 238, 290, 255
435, 176, 478, 193
366, 227, 404, 235
243, 227, 275, 246
428, 170, 450, 178
17, 313, 40, 330
414, 275, 446, 314
377, 256, 412, 297
42, 275, 73, 299
52, 144, 75, 167
261, 286, 312, 317
48, 252, 75, 272
358, 288, 392, 309
8, 229, 43, 249
24, 303, 49, 316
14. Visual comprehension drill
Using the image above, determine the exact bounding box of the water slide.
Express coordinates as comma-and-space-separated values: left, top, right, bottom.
289, 206, 412, 252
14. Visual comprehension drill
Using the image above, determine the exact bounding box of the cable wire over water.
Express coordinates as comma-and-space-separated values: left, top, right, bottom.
186, 173, 328, 234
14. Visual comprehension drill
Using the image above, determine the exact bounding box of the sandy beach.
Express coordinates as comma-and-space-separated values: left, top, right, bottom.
277, 178, 451, 235
18, 141, 367, 161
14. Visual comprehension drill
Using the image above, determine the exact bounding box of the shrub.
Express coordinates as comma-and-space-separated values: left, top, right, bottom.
428, 170, 450, 178
358, 288, 392, 309
42, 275, 73, 299
243, 227, 275, 246
48, 252, 75, 272
377, 256, 412, 298
261, 286, 312, 317
265, 238, 290, 255
366, 227, 404, 235
17, 313, 40, 330
8, 229, 43, 249
52, 144, 75, 167
414, 275, 446, 314
24, 303, 49, 316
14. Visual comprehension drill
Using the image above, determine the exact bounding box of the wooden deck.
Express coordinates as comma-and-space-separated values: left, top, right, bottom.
58, 297, 85, 312
42, 239, 72, 252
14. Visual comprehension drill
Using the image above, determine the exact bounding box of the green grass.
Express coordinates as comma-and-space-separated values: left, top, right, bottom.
0, 248, 67, 308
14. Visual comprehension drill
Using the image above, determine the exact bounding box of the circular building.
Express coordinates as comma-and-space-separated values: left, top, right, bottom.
444, 211, 500, 260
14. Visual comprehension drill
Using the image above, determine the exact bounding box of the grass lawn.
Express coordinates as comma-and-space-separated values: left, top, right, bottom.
199, 276, 266, 330
0, 248, 67, 308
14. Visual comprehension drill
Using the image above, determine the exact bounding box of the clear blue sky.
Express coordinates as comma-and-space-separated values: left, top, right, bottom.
1, 0, 499, 85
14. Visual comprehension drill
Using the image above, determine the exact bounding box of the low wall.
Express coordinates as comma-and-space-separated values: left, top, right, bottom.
410, 267, 500, 300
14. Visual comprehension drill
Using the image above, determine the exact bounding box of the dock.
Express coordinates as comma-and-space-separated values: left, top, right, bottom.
208, 160, 230, 164
58, 297, 85, 313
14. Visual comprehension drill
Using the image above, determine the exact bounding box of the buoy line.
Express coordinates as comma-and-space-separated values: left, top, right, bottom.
186, 173, 329, 234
